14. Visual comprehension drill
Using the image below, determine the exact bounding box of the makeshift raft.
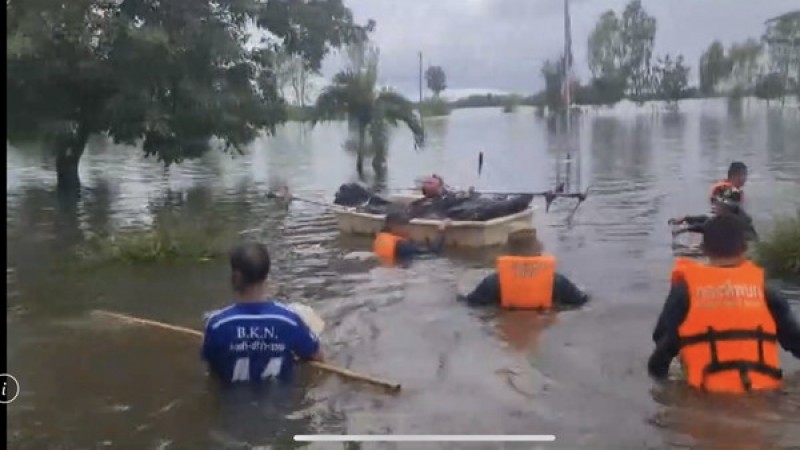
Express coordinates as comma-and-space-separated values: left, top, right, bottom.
333, 193, 536, 248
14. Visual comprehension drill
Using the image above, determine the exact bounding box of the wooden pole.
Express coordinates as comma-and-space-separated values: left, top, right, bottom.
92, 310, 402, 393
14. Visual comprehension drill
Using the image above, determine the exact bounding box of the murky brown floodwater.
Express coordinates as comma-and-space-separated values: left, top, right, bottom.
7, 99, 800, 449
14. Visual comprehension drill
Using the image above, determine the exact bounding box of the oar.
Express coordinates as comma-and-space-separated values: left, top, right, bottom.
91, 309, 402, 393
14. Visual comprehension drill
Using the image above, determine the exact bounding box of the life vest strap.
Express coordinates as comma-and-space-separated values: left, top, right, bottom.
701, 360, 783, 391
678, 328, 777, 348
688, 326, 783, 392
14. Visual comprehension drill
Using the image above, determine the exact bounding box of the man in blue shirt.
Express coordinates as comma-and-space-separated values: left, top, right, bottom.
202, 241, 323, 384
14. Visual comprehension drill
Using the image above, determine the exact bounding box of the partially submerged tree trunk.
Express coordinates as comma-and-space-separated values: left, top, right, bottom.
55, 123, 90, 192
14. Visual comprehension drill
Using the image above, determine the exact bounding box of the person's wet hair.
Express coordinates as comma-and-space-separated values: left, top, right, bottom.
229, 241, 271, 293
728, 161, 747, 178
702, 215, 747, 259
507, 231, 543, 256
383, 207, 411, 231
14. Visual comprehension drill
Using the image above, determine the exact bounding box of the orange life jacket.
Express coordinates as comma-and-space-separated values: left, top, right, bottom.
373, 232, 403, 264
496, 255, 556, 309
671, 257, 699, 285
678, 261, 782, 393
709, 180, 744, 202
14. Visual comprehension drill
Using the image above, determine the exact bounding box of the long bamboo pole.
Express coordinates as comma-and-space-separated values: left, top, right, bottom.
92, 310, 402, 393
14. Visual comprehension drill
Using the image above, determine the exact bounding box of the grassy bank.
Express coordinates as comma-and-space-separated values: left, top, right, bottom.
755, 211, 800, 280
77, 212, 233, 265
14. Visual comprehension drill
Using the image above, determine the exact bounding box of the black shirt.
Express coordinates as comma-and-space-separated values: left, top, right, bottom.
648, 278, 800, 378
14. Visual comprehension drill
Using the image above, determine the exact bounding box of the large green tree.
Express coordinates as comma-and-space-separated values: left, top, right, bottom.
313, 43, 424, 178
619, 0, 657, 101
425, 65, 447, 98
586, 11, 626, 105
6, 0, 371, 191
699, 41, 733, 96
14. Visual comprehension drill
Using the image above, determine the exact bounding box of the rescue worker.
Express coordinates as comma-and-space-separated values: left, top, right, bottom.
202, 241, 323, 385
669, 187, 758, 241
649, 214, 800, 393
709, 161, 747, 203
457, 234, 590, 309
372, 208, 449, 264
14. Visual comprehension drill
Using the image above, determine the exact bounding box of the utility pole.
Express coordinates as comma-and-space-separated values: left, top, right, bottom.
418, 51, 424, 106
418, 51, 425, 126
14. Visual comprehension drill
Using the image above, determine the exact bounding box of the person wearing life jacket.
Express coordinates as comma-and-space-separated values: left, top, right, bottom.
669, 187, 758, 241
709, 161, 747, 203
457, 234, 589, 309
649, 215, 800, 393
372, 207, 449, 264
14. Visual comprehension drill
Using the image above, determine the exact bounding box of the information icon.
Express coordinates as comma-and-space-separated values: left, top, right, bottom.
0, 373, 21, 404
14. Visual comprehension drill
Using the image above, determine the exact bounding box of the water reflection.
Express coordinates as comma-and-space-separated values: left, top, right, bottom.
650, 384, 787, 449
6, 99, 800, 448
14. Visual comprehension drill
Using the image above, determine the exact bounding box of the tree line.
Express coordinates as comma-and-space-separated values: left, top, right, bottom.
534, 1, 799, 112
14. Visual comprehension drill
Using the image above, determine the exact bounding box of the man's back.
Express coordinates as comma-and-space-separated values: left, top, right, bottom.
202, 301, 320, 384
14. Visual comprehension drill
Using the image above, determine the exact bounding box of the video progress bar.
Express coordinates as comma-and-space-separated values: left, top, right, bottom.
294, 435, 556, 442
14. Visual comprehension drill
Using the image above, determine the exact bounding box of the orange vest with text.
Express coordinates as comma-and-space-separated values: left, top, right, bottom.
678, 261, 782, 393
373, 232, 403, 264
496, 255, 556, 309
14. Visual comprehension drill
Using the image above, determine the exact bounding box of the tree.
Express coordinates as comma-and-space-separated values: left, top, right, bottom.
586, 10, 627, 105
699, 41, 733, 96
274, 52, 312, 107
540, 58, 565, 113
754, 72, 786, 104
587, 11, 624, 81
425, 66, 447, 98
313, 43, 424, 178
653, 54, 690, 104
6, 0, 371, 192
728, 39, 764, 93
619, 0, 657, 101
763, 11, 800, 105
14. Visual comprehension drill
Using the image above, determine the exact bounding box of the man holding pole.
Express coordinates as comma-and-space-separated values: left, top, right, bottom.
202, 241, 324, 385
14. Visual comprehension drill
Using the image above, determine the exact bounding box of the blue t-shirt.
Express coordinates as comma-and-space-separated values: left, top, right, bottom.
201, 301, 320, 384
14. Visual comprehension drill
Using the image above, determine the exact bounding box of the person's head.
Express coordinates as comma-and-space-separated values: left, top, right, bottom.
421, 174, 445, 198
383, 207, 411, 236
727, 162, 748, 188
701, 214, 748, 261
229, 241, 271, 296
507, 231, 543, 257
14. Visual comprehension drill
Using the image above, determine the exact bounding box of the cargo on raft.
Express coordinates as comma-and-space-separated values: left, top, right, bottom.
331, 184, 537, 248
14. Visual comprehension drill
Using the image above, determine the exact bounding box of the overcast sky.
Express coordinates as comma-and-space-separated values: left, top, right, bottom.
319, 0, 798, 99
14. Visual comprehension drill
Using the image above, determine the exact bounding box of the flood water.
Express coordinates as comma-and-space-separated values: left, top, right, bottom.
7, 99, 800, 449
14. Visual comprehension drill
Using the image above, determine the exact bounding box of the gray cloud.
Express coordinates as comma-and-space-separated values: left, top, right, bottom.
321, 0, 798, 98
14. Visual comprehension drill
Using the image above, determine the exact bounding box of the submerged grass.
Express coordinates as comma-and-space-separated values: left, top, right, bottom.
77, 212, 232, 265
755, 211, 800, 280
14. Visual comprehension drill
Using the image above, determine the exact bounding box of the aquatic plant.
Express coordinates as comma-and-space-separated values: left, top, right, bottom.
755, 211, 800, 280
77, 212, 230, 264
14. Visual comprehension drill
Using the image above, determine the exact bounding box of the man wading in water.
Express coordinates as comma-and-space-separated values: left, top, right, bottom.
458, 234, 590, 309
202, 242, 323, 384
373, 208, 450, 265
649, 215, 800, 393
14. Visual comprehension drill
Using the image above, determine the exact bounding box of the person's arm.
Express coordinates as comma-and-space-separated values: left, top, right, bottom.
395, 223, 449, 258
459, 272, 502, 306
765, 285, 800, 359
648, 281, 690, 379
291, 320, 324, 362
552, 273, 589, 309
